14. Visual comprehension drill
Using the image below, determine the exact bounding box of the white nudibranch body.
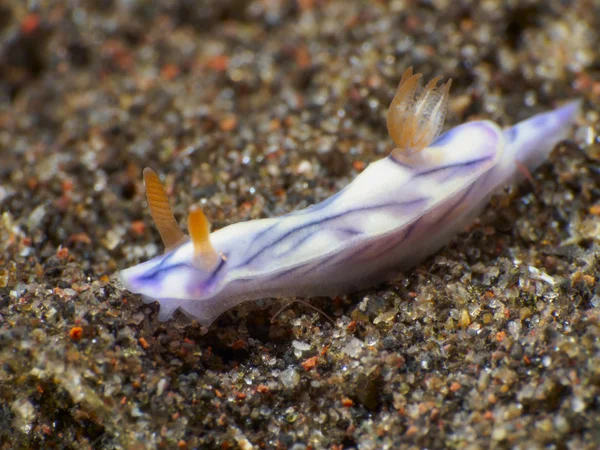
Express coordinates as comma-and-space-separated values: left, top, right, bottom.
119, 67, 581, 326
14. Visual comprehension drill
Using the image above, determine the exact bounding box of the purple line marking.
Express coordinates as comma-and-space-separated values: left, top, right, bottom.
416, 155, 494, 177
135, 262, 191, 283
432, 179, 479, 227
531, 112, 550, 129
504, 126, 518, 144
239, 198, 427, 268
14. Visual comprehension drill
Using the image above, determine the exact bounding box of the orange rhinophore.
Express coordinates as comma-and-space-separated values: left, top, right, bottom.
188, 205, 220, 270
143, 168, 187, 251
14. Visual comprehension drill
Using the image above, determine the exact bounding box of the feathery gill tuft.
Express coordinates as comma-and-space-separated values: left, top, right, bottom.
387, 67, 452, 157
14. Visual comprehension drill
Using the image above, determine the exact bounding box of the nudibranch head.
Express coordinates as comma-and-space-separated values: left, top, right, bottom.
119, 168, 226, 321
138, 167, 222, 270
387, 67, 452, 156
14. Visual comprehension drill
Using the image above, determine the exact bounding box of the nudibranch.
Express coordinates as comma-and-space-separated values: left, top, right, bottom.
119, 68, 580, 326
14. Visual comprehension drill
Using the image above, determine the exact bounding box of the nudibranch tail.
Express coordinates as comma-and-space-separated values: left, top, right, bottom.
188, 205, 220, 270
387, 67, 452, 156
143, 168, 187, 251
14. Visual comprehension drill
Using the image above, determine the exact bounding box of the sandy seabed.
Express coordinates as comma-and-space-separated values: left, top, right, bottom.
1, 1, 599, 448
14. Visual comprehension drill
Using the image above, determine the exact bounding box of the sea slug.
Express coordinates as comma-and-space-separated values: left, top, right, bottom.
119, 68, 580, 326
